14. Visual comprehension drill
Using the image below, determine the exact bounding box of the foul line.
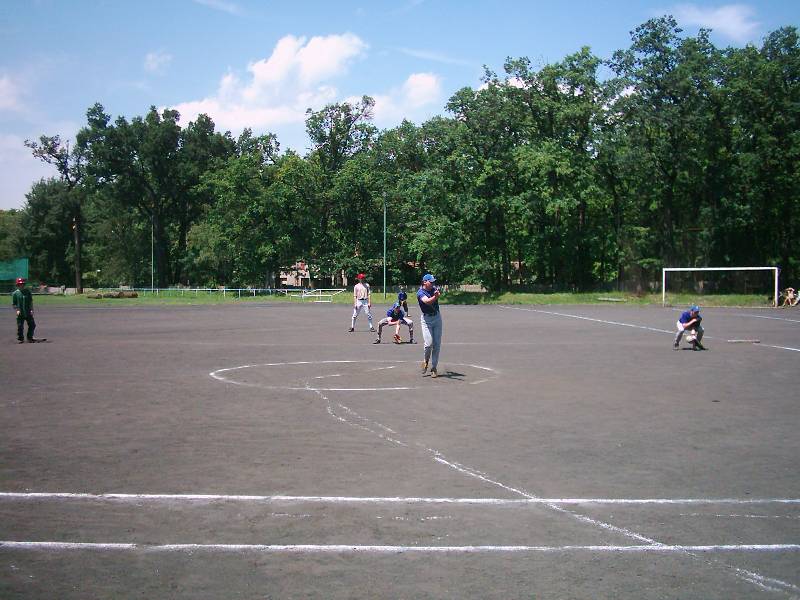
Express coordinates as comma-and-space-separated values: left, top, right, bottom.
2, 492, 799, 505
501, 306, 800, 353
760, 344, 800, 353
319, 389, 800, 595
2, 541, 798, 555
731, 312, 800, 324
499, 306, 673, 334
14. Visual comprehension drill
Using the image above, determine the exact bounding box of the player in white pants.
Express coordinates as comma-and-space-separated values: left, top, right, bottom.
349, 273, 375, 332
674, 305, 705, 350
417, 274, 443, 377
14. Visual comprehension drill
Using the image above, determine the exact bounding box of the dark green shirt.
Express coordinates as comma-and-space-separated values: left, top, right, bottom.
12, 288, 33, 316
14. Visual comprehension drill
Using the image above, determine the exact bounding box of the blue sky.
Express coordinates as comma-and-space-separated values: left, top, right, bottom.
0, 0, 797, 210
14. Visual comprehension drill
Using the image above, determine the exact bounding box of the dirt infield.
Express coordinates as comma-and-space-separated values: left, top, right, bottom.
1, 302, 798, 599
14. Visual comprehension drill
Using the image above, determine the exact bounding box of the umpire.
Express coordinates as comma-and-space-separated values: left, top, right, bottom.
12, 277, 36, 343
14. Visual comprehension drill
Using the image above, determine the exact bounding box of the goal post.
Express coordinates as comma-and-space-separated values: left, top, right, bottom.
662, 267, 780, 307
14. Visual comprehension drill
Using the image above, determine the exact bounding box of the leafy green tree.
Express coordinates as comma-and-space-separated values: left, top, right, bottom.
25, 134, 88, 291
606, 17, 724, 287
304, 96, 378, 280
188, 130, 290, 286
505, 48, 612, 289
720, 27, 800, 281
0, 209, 23, 261
444, 81, 527, 289
79, 104, 233, 286
20, 179, 75, 284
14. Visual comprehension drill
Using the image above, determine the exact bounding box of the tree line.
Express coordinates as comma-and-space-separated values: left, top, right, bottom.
3, 17, 798, 292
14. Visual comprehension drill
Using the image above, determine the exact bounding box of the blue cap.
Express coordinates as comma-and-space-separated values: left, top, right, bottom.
422, 273, 436, 283
690, 305, 700, 312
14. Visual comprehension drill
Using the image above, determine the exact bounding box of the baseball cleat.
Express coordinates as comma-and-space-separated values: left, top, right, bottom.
373, 338, 381, 344
430, 368, 438, 378
348, 327, 354, 332
421, 360, 428, 374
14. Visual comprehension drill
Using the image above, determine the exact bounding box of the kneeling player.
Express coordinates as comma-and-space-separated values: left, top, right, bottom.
674, 305, 705, 351
374, 302, 414, 344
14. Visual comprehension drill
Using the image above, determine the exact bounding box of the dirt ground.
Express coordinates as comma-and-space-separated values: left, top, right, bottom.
1, 301, 798, 599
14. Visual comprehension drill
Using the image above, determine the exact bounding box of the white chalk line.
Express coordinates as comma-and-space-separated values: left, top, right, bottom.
761, 344, 800, 353
731, 312, 800, 324
324, 397, 800, 594
2, 541, 798, 555
210, 355, 796, 592
680, 513, 800, 520
326, 403, 664, 545
2, 492, 798, 505
501, 305, 800, 354
320, 389, 410, 448
499, 305, 674, 334
210, 360, 497, 391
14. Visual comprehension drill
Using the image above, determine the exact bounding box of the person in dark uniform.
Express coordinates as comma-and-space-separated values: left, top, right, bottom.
12, 277, 37, 343
417, 273, 443, 377
374, 301, 414, 344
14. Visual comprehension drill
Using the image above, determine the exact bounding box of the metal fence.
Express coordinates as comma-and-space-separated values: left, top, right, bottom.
97, 287, 293, 298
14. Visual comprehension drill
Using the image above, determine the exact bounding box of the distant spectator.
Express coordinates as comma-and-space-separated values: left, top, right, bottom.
781, 287, 798, 307
12, 277, 40, 343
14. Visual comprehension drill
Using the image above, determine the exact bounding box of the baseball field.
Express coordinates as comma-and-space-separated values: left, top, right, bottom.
1, 301, 798, 599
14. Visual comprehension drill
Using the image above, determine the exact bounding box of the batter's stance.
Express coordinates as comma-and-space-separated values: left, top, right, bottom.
417, 273, 442, 377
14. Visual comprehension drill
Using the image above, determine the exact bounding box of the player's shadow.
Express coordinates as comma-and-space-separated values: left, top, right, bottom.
434, 370, 465, 381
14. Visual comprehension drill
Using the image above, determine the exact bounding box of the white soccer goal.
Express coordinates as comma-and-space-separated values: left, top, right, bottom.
662, 267, 780, 307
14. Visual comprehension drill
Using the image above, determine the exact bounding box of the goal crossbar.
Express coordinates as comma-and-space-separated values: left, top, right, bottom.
662, 267, 779, 307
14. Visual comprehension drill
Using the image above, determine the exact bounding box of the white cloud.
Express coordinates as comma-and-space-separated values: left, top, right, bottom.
0, 75, 25, 112
402, 73, 442, 108
169, 33, 368, 132
0, 134, 58, 210
144, 51, 173, 74
193, 0, 242, 16
397, 47, 474, 68
371, 72, 443, 125
167, 34, 444, 148
671, 3, 760, 43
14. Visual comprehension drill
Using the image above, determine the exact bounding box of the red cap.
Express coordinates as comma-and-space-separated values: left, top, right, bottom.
356, 273, 366, 279
15, 277, 25, 285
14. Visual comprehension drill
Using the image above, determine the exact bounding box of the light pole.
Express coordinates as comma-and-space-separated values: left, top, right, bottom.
383, 192, 386, 300
151, 215, 155, 290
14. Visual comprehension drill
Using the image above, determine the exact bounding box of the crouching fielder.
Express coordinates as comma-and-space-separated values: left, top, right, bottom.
374, 302, 414, 344
674, 305, 705, 351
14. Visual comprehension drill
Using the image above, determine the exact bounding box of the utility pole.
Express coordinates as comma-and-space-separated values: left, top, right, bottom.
151, 215, 155, 290
383, 192, 386, 300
